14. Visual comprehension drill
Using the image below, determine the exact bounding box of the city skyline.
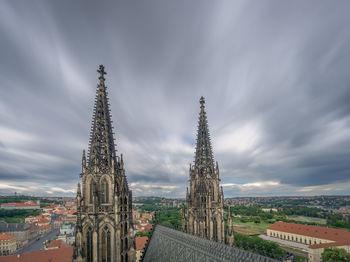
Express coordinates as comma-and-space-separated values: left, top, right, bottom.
1, 1, 350, 197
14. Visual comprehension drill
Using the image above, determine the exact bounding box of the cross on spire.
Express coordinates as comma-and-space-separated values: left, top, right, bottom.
97, 65, 107, 80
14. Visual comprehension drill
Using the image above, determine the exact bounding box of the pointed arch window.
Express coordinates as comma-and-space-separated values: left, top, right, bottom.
86, 227, 93, 262
213, 218, 218, 241
89, 180, 94, 204
101, 178, 109, 203
101, 226, 111, 262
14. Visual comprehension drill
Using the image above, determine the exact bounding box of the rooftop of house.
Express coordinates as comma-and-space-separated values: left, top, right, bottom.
39, 224, 51, 230
47, 239, 69, 249
1, 202, 40, 207
0, 234, 16, 241
135, 236, 148, 251
0, 222, 30, 231
268, 221, 350, 249
0, 247, 73, 262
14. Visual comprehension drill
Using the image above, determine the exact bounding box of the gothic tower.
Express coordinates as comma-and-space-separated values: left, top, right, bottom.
182, 97, 225, 243
74, 65, 135, 262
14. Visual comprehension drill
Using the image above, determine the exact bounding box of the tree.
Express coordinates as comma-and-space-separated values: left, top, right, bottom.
322, 247, 350, 262
253, 216, 261, 224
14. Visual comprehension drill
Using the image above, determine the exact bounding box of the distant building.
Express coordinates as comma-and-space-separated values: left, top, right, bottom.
141, 213, 152, 221
58, 224, 75, 246
60, 224, 74, 236
135, 236, 148, 262
261, 208, 278, 212
45, 239, 69, 250
53, 216, 64, 229
1, 201, 40, 210
0, 234, 16, 256
0, 222, 38, 248
267, 221, 350, 262
132, 210, 141, 220
0, 246, 74, 262
39, 224, 51, 235
62, 214, 76, 224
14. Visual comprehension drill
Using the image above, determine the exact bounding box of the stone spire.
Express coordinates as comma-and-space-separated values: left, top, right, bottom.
183, 97, 225, 244
87, 65, 117, 170
226, 205, 235, 247
74, 65, 135, 262
194, 96, 215, 174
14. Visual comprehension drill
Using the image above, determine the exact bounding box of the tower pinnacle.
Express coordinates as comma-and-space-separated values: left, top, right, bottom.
194, 96, 214, 173
74, 65, 135, 262
97, 64, 107, 83
183, 97, 225, 243
87, 65, 117, 170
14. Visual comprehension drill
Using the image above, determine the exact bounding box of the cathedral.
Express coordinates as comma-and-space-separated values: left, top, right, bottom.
72, 66, 279, 262
182, 97, 234, 246
74, 65, 135, 262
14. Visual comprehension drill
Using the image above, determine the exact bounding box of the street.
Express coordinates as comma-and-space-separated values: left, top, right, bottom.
16, 229, 59, 254
259, 234, 309, 251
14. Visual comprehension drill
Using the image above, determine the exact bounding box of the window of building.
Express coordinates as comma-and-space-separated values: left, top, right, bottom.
101, 226, 111, 262
86, 227, 93, 262
89, 181, 94, 204
101, 178, 109, 203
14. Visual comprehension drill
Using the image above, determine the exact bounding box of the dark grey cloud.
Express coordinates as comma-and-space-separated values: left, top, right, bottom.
0, 0, 350, 197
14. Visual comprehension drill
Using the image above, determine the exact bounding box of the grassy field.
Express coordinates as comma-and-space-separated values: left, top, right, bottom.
286, 215, 327, 225
232, 218, 273, 234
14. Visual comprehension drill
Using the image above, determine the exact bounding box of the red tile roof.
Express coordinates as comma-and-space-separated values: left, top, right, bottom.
135, 236, 148, 250
310, 240, 350, 249
38, 218, 49, 224
0, 234, 15, 241
144, 224, 153, 230
1, 203, 40, 207
268, 222, 350, 249
47, 239, 69, 249
0, 247, 73, 262
39, 224, 51, 230
268, 222, 350, 242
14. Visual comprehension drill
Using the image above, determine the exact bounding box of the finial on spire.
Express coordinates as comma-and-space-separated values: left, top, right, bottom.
82, 150, 86, 173
120, 153, 124, 168
200, 96, 205, 106
97, 64, 107, 82
77, 182, 81, 195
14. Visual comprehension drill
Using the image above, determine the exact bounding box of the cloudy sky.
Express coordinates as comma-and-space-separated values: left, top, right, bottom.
0, 1, 350, 197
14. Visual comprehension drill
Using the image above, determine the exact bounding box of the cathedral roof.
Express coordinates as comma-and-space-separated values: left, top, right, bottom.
142, 225, 279, 262
87, 65, 117, 169
194, 97, 215, 173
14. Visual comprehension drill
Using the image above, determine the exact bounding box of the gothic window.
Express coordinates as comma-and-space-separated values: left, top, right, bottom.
101, 226, 111, 262
86, 227, 93, 262
213, 218, 218, 241
101, 178, 109, 203
124, 222, 128, 236
125, 237, 128, 250
89, 180, 94, 204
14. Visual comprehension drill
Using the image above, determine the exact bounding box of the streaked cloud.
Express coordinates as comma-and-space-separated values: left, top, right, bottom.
0, 0, 350, 197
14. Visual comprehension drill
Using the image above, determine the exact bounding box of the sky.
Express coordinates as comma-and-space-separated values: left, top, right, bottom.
0, 1, 350, 198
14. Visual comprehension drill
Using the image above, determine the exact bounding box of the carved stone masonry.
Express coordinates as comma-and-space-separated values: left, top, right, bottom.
182, 97, 226, 244
74, 65, 135, 262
